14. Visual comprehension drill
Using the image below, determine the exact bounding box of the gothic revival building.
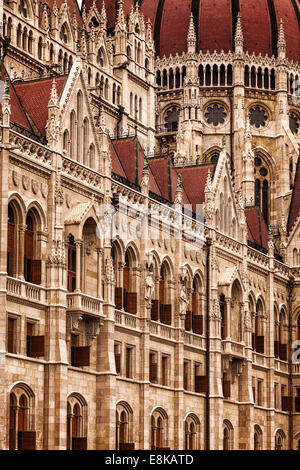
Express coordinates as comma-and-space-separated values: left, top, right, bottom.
1, 0, 300, 450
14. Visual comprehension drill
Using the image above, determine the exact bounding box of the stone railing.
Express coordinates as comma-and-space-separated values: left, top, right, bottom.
149, 321, 176, 341
222, 339, 245, 358
6, 277, 46, 303
184, 331, 205, 349
252, 352, 267, 367
115, 309, 141, 331
62, 155, 104, 191
67, 292, 103, 316
274, 359, 289, 374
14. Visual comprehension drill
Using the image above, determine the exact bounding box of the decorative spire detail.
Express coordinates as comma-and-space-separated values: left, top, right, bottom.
234, 12, 243, 50
187, 12, 196, 50
278, 18, 286, 52
48, 79, 58, 107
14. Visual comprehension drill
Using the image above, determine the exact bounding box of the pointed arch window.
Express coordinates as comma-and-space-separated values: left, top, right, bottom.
254, 155, 270, 224
7, 203, 16, 277
67, 235, 76, 293
67, 395, 87, 450
9, 385, 35, 450
38, 37, 43, 60
24, 210, 41, 285
19, 0, 28, 18
159, 263, 172, 325
151, 410, 169, 450
60, 23, 68, 44
97, 48, 104, 67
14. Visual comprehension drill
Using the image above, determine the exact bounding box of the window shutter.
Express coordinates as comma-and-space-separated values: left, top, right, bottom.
123, 288, 128, 311
161, 304, 172, 325
73, 346, 90, 367
192, 292, 197, 315
29, 336, 45, 357
72, 437, 87, 450
31, 260, 41, 285
115, 287, 123, 310
185, 311, 192, 331
282, 396, 292, 412
274, 340, 280, 358
195, 375, 208, 393
252, 333, 256, 350
7, 318, 15, 353
295, 397, 300, 413
119, 443, 135, 450
279, 344, 287, 361
68, 272, 76, 292
8, 223, 14, 253
115, 353, 121, 374
127, 292, 137, 314
18, 431, 36, 450
256, 336, 264, 354
192, 315, 203, 335
222, 380, 231, 398
24, 230, 34, 259
123, 266, 130, 292
151, 300, 159, 321
150, 361, 157, 383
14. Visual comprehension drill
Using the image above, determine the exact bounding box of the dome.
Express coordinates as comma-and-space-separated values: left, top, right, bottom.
83, 0, 300, 62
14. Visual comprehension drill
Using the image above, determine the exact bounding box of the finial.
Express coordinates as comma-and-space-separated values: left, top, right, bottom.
187, 12, 196, 50
234, 12, 243, 49
144, 154, 149, 170
278, 18, 286, 52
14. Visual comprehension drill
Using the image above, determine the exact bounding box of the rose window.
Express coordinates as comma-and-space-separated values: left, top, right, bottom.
205, 104, 227, 126
249, 106, 268, 129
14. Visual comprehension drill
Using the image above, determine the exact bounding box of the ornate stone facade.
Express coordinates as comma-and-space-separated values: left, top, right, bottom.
1, 0, 300, 451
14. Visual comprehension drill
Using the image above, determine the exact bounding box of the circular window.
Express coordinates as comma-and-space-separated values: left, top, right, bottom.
289, 112, 299, 135
249, 106, 268, 128
259, 168, 268, 177
255, 157, 262, 167
205, 103, 227, 126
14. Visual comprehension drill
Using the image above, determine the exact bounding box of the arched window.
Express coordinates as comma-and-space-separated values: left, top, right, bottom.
58, 49, 63, 71
164, 107, 179, 132
38, 37, 43, 60
63, 52, 68, 74
186, 275, 203, 335
275, 430, 285, 450
63, 129, 69, 156
169, 68, 174, 89
24, 210, 41, 284
257, 67, 263, 88
278, 309, 287, 361
112, 83, 116, 104
7, 17, 12, 39
139, 98, 142, 121
185, 415, 200, 450
68, 55, 73, 73
251, 66, 256, 88
254, 155, 270, 224
270, 69, 276, 90
70, 110, 76, 159
67, 235, 76, 292
159, 262, 172, 325
77, 91, 83, 162
205, 65, 211, 86
244, 65, 249, 87
83, 118, 89, 166
89, 143, 95, 169
130, 92, 133, 116
227, 64, 232, 85
254, 426, 262, 450
9, 384, 35, 450
7, 203, 17, 277
117, 86, 121, 106
163, 69, 168, 87
213, 64, 218, 86
264, 68, 269, 89
156, 70, 161, 86
220, 64, 226, 86
223, 421, 233, 450
220, 293, 226, 339
49, 43, 54, 63
231, 280, 243, 342
151, 409, 168, 450
67, 394, 87, 450
22, 27, 27, 50
127, 46, 131, 59
19, 0, 29, 18
116, 402, 134, 450
253, 299, 265, 354
60, 23, 68, 44
104, 79, 109, 99
28, 30, 33, 54
97, 48, 104, 67
122, 248, 137, 314
17, 24, 22, 48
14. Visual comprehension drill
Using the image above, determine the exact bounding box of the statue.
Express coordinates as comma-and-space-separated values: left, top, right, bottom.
177, 173, 182, 188
179, 285, 188, 317
145, 271, 154, 306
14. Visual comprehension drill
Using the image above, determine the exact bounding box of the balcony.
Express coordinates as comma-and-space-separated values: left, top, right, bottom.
222, 340, 245, 359
67, 292, 103, 317
155, 122, 178, 135
7, 277, 46, 304
115, 309, 141, 332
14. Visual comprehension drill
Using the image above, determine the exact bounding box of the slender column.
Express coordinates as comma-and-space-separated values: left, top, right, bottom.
75, 241, 82, 292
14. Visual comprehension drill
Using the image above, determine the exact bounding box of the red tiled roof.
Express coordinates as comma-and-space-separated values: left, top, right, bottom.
148, 157, 190, 205
14, 77, 67, 137
179, 165, 215, 213
288, 157, 300, 234
109, 138, 127, 179
82, 0, 132, 30
87, 0, 300, 61
245, 207, 269, 250
0, 67, 33, 132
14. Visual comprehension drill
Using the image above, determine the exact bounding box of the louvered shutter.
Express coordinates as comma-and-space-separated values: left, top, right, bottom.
256, 336, 264, 354
115, 287, 123, 310
279, 344, 287, 361
7, 318, 15, 353
185, 311, 192, 331
123, 266, 130, 292
282, 396, 293, 412
115, 353, 121, 374
151, 300, 159, 321
222, 380, 231, 398
274, 340, 280, 358
127, 292, 137, 314
252, 333, 256, 350
18, 431, 36, 450
24, 230, 34, 259
150, 361, 157, 383
193, 315, 203, 335
162, 304, 172, 325
31, 260, 41, 285
73, 346, 90, 367
29, 336, 45, 357
72, 437, 87, 450
8, 223, 14, 253
195, 376, 208, 393
120, 443, 135, 450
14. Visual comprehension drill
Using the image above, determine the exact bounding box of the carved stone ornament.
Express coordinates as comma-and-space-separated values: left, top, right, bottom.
41, 183, 49, 199
32, 179, 39, 195
22, 175, 30, 190
12, 170, 20, 187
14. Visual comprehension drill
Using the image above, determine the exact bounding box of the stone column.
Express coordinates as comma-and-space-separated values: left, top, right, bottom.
75, 240, 82, 292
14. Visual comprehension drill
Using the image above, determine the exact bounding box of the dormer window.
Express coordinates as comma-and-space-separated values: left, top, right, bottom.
19, 0, 28, 18
135, 23, 140, 34
60, 23, 68, 44
97, 49, 104, 67
89, 16, 99, 28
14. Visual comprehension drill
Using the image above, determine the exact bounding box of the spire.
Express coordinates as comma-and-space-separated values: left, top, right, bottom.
42, 4, 50, 33
48, 78, 58, 108
187, 12, 196, 53
116, 0, 126, 29
234, 12, 243, 52
278, 18, 286, 58
100, 1, 107, 29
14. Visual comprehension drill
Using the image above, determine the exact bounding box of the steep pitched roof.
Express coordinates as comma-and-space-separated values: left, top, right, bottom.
245, 206, 269, 251
287, 156, 300, 235
179, 165, 215, 213
41, 0, 83, 28
14, 76, 67, 137
0, 66, 33, 133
